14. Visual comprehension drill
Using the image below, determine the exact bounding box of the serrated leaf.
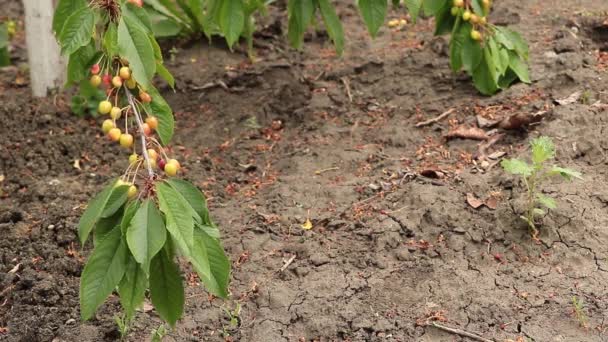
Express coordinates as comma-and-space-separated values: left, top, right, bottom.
358, 0, 387, 37
118, 16, 156, 89
123, 2, 153, 33
80, 227, 128, 320
149, 34, 163, 61
548, 167, 583, 181
433, 2, 456, 36
471, 0, 484, 16
449, 18, 465, 72
53, 0, 87, 36
58, 7, 95, 56
78, 179, 120, 245
497, 67, 518, 89
508, 51, 530, 83
537, 193, 557, 209
404, 0, 423, 23
461, 24, 482, 73
189, 226, 230, 298
127, 200, 167, 274
150, 249, 184, 327
287, 0, 315, 49
101, 185, 130, 218
156, 182, 194, 256
530, 136, 555, 164
317, 0, 345, 55
423, 0, 447, 16
496, 27, 528, 59
219, 0, 245, 48
142, 87, 174, 145
166, 179, 212, 226
118, 255, 147, 321
103, 24, 119, 57
501, 158, 533, 177
472, 49, 499, 95
156, 61, 175, 89
94, 209, 124, 246
121, 200, 141, 234
66, 40, 98, 86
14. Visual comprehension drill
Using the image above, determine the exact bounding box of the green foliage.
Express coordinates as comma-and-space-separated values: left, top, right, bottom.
0, 22, 11, 67
501, 137, 581, 236
54, 1, 230, 332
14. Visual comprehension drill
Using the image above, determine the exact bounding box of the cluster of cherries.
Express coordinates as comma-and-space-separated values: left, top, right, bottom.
88, 60, 181, 199
451, 0, 492, 41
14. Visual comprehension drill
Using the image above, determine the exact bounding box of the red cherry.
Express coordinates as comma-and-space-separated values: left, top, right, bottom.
102, 74, 112, 86
158, 159, 166, 171
91, 64, 101, 75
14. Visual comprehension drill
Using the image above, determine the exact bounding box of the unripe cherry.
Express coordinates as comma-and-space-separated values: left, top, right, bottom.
91, 64, 100, 75
147, 149, 158, 160
470, 14, 480, 24
119, 67, 131, 80
453, 0, 464, 8
110, 107, 122, 120
167, 159, 181, 170
148, 158, 157, 169
119, 134, 134, 148
129, 153, 139, 165
98, 101, 112, 114
164, 162, 178, 177
462, 10, 472, 21
108, 128, 122, 141
112, 76, 123, 88
127, 185, 138, 199
126, 78, 137, 89
145, 116, 159, 130
90, 75, 102, 87
471, 29, 482, 41
142, 123, 152, 136
102, 119, 115, 134
480, 17, 487, 25
140, 92, 152, 103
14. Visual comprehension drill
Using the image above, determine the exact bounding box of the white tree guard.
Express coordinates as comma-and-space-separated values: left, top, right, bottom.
23, 0, 65, 97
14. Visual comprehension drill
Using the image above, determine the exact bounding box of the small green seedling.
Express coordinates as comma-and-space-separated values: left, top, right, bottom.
501, 136, 582, 237
571, 296, 588, 328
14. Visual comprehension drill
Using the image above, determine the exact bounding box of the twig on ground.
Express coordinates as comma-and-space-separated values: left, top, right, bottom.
415, 108, 455, 128
279, 255, 296, 272
315, 167, 340, 175
430, 322, 495, 342
341, 76, 353, 102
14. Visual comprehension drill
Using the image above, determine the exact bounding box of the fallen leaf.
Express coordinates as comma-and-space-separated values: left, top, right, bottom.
498, 111, 546, 130
444, 126, 488, 140
466, 193, 484, 209
476, 115, 500, 128
301, 219, 313, 230
485, 196, 499, 210
555, 91, 582, 106
7, 263, 20, 274
420, 168, 445, 179
73, 159, 81, 170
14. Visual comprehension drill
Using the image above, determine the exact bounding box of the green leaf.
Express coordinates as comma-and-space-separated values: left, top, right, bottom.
149, 249, 184, 327
530, 136, 555, 164
149, 34, 163, 62
497, 67, 518, 89
94, 209, 124, 245
471, 0, 484, 16
501, 158, 533, 177
404, 0, 423, 23
78, 179, 120, 245
156, 182, 194, 256
433, 2, 455, 36
287, 0, 315, 49
358, 0, 387, 37
219, 0, 245, 48
548, 167, 583, 181
127, 200, 167, 274
80, 227, 128, 320
142, 87, 174, 145
58, 6, 95, 56
537, 193, 557, 210
118, 255, 147, 321
103, 23, 119, 57
449, 17, 464, 72
496, 27, 528, 59
117, 16, 156, 89
156, 61, 175, 89
461, 26, 482, 73
66, 40, 98, 86
101, 185, 130, 218
176, 0, 203, 31
189, 226, 231, 298
317, 0, 345, 55
472, 49, 499, 95
146, 0, 190, 24
53, 0, 87, 35
423, 0, 447, 16
508, 51, 530, 83
166, 179, 212, 226
124, 2, 154, 33
121, 200, 141, 234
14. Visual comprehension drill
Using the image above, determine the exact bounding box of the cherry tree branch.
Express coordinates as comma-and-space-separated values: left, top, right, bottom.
126, 91, 154, 177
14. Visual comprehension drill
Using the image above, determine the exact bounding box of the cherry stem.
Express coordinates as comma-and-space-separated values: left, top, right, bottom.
126, 91, 154, 177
